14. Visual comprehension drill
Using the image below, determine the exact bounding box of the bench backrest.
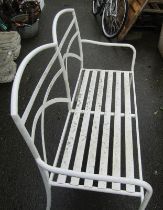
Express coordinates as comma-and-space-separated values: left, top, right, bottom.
52, 9, 83, 73
11, 9, 84, 164
11, 43, 72, 161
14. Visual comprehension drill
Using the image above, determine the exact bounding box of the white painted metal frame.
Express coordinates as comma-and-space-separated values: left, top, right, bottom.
11, 8, 152, 210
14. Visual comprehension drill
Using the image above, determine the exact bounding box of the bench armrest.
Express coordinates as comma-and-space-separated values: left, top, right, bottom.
81, 39, 136, 72
37, 157, 153, 210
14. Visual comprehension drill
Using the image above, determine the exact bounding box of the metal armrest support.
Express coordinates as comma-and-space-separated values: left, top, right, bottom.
81, 39, 136, 72
37, 158, 153, 210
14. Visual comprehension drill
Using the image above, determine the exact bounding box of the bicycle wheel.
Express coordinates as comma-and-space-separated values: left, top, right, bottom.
92, 0, 100, 15
102, 0, 128, 38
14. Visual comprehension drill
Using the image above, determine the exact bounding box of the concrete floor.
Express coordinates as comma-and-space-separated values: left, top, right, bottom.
1, 0, 163, 209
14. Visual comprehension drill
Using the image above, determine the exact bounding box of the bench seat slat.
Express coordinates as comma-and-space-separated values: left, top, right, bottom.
57, 70, 90, 183
98, 72, 113, 188
71, 71, 97, 185
85, 71, 105, 187
112, 72, 121, 191
124, 72, 135, 193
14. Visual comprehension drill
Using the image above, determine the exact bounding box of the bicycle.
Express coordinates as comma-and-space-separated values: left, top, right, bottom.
92, 0, 128, 38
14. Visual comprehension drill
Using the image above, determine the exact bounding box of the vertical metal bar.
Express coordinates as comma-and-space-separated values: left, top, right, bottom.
98, 71, 113, 188
112, 72, 121, 191
124, 72, 135, 192
132, 73, 144, 199
72, 10, 84, 102
71, 71, 97, 185
57, 71, 90, 184
57, 50, 72, 110
38, 165, 51, 210
85, 71, 105, 187
72, 10, 83, 69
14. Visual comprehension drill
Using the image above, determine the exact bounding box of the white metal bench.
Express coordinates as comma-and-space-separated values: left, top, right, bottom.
11, 8, 152, 210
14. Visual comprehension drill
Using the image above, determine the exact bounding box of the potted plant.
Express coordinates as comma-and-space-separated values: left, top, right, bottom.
11, 0, 41, 38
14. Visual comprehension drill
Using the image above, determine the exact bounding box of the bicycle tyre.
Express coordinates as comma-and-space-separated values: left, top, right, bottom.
102, 0, 128, 38
92, 0, 100, 15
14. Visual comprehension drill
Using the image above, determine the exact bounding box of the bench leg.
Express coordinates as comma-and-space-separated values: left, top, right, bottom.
38, 166, 52, 210
46, 184, 51, 210
138, 190, 152, 210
